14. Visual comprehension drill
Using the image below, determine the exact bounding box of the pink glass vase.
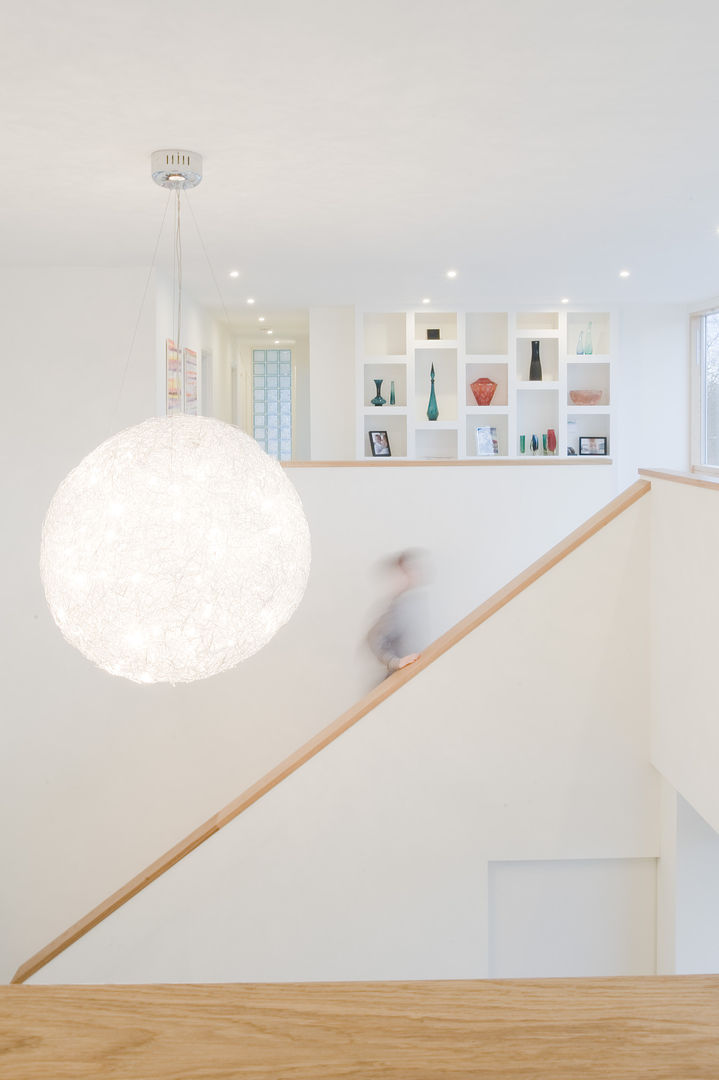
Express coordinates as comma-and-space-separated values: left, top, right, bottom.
470, 377, 497, 406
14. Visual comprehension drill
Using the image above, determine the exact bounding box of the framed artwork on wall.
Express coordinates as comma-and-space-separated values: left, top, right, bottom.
183, 348, 198, 415
166, 339, 182, 416
369, 430, 391, 457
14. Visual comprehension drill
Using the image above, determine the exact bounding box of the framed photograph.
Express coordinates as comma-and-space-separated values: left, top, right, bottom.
579, 436, 608, 456
475, 425, 499, 456
369, 430, 391, 457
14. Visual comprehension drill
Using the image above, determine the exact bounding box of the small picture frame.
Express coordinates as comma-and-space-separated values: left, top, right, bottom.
369, 430, 391, 457
475, 425, 499, 456
578, 436, 608, 456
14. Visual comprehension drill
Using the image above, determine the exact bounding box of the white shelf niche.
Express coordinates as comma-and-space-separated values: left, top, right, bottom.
516, 387, 559, 456
415, 427, 458, 460
414, 347, 457, 422
414, 311, 457, 343
363, 414, 407, 458
363, 363, 408, 407
567, 362, 610, 407
363, 312, 407, 357
466, 414, 509, 457
567, 412, 611, 456
516, 311, 559, 332
567, 312, 611, 357
465, 312, 509, 355
516, 336, 559, 383
465, 362, 509, 407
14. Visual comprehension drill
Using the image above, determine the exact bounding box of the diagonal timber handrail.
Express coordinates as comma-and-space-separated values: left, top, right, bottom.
638, 466, 719, 491
11, 478, 651, 985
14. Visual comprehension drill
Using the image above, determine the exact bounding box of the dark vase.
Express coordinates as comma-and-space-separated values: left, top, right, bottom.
529, 340, 542, 381
371, 378, 386, 406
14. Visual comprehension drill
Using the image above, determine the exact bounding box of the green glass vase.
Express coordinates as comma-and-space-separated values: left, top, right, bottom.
371, 378, 386, 406
426, 363, 439, 421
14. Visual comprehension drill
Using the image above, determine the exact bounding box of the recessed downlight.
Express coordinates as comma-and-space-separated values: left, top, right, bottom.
247, 297, 256, 304
422, 297, 431, 304
446, 269, 458, 279
619, 269, 631, 278
561, 298, 570, 304
266, 329, 273, 335
229, 270, 239, 278
259, 316, 265, 322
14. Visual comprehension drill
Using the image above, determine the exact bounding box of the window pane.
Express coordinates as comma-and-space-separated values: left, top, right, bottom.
705, 312, 719, 466
250, 348, 292, 462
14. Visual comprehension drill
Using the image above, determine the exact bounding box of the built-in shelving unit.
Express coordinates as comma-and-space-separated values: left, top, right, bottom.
356, 308, 614, 461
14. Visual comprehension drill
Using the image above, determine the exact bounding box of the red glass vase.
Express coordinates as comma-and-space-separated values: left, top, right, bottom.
470, 377, 497, 406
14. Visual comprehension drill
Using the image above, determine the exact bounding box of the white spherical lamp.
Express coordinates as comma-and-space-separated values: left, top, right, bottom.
40, 416, 311, 684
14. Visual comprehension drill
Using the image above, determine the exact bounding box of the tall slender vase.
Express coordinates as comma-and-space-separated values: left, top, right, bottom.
389, 380, 396, 405
427, 363, 439, 420
529, 340, 542, 381
585, 321, 593, 355
371, 378, 386, 406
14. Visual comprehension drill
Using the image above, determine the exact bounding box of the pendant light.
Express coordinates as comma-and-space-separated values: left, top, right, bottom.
40, 151, 311, 684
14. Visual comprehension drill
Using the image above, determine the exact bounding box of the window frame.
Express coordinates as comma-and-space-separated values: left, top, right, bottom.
690, 306, 719, 477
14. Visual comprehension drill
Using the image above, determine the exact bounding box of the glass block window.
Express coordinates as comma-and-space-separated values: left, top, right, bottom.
698, 311, 719, 467
252, 349, 293, 461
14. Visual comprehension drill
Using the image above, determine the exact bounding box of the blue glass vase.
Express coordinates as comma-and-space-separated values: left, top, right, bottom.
371, 378, 386, 406
426, 364, 439, 421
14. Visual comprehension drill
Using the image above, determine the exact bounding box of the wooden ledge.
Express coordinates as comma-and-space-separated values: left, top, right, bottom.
11, 480, 649, 986
284, 457, 614, 468
639, 467, 719, 491
2, 977, 719, 1079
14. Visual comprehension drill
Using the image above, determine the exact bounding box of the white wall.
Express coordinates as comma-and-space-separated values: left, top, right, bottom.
1, 415, 618, 983
615, 304, 689, 489
675, 796, 719, 974
309, 306, 355, 459
649, 477, 719, 834
1, 287, 693, 985
488, 858, 657, 978
31, 496, 658, 983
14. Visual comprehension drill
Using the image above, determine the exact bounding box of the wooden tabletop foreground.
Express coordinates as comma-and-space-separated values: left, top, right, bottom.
1, 977, 719, 1079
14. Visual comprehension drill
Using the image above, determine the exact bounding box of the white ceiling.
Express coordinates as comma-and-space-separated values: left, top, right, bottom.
2, 0, 719, 316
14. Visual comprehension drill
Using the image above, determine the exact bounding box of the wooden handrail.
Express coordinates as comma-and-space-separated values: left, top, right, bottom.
639, 467, 719, 491
11, 478, 650, 985
3, 976, 719, 1077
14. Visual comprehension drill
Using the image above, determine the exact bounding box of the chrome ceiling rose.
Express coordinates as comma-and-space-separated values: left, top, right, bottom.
151, 149, 202, 190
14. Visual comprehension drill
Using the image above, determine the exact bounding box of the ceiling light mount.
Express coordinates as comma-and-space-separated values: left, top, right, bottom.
151, 149, 203, 190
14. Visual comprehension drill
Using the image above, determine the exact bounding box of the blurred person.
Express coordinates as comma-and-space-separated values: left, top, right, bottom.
367, 549, 432, 678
